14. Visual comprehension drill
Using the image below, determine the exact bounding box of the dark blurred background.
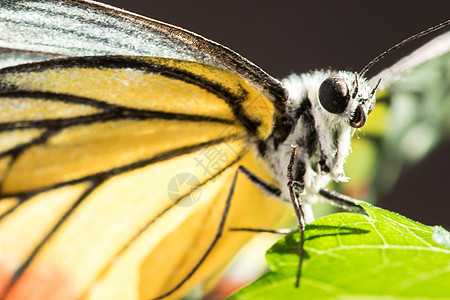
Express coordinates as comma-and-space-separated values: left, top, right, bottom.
102, 0, 449, 228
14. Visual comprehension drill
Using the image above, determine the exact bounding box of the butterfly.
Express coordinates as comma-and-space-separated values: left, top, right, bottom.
0, 1, 449, 300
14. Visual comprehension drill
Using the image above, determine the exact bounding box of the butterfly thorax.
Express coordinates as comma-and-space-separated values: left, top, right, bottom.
263, 70, 376, 219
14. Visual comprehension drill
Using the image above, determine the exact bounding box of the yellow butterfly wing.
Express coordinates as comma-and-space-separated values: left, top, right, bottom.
0, 56, 290, 300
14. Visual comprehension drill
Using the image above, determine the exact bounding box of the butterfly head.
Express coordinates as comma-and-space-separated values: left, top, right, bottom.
317, 72, 379, 129
306, 71, 379, 181
266, 70, 379, 202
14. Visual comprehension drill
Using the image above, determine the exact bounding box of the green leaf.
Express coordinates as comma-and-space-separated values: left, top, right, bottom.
229, 203, 450, 299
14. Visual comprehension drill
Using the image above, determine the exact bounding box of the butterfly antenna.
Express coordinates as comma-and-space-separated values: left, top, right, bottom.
359, 19, 450, 77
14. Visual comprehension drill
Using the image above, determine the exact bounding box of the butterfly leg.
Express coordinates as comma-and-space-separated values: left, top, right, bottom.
287, 146, 306, 288
228, 165, 294, 234
229, 227, 292, 234
318, 188, 367, 215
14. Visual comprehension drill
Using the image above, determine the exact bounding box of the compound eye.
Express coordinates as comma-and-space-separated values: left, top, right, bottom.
318, 76, 350, 114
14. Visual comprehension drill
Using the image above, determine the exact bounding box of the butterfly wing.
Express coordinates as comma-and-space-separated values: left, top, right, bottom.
0, 1, 294, 298
0, 0, 286, 104
0, 56, 290, 300
0, 48, 64, 69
